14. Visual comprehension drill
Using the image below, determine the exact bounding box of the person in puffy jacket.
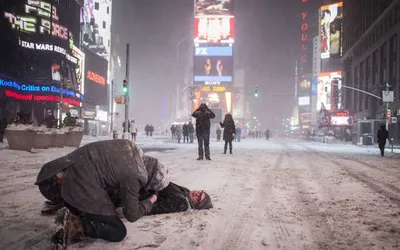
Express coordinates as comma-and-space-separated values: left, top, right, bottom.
377, 124, 389, 157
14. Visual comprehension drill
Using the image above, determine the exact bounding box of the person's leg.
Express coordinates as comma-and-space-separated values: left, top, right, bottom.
224, 140, 228, 154
379, 143, 385, 156
197, 134, 204, 160
51, 204, 127, 248
229, 141, 233, 154
204, 131, 211, 160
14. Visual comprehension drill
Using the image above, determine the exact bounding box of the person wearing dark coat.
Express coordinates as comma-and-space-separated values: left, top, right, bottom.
182, 123, 189, 143
188, 122, 195, 143
192, 103, 215, 160
216, 127, 222, 142
0, 112, 7, 143
44, 110, 56, 128
34, 140, 170, 249
139, 182, 213, 215
220, 113, 236, 154
377, 124, 389, 156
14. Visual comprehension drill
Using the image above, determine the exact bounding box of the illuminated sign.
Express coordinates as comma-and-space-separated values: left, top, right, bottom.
320, 2, 343, 59
4, 0, 73, 43
200, 86, 227, 92
317, 71, 342, 111
330, 116, 353, 126
195, 47, 233, 56
205, 81, 222, 86
5, 90, 80, 106
298, 96, 310, 106
194, 16, 234, 44
19, 39, 77, 64
193, 55, 233, 85
72, 46, 85, 94
300, 0, 308, 64
195, 0, 233, 16
87, 70, 106, 86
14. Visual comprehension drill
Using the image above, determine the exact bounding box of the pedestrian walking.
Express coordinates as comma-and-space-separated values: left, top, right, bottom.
377, 124, 389, 156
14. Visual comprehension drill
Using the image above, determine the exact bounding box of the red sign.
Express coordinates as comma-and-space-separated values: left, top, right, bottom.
5, 90, 81, 106
87, 70, 106, 86
300, 0, 308, 64
331, 109, 350, 117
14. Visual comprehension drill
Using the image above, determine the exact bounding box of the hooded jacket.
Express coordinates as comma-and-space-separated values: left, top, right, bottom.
34, 140, 170, 222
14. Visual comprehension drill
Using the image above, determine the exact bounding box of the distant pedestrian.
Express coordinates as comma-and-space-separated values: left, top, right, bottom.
377, 124, 389, 157
216, 127, 221, 142
220, 113, 235, 154
235, 127, 242, 142
182, 123, 189, 143
130, 120, 137, 141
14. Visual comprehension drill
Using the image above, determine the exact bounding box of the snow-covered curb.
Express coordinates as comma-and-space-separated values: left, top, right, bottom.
6, 124, 83, 134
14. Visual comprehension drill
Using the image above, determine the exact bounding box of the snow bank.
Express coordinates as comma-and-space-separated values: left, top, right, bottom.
6, 124, 83, 134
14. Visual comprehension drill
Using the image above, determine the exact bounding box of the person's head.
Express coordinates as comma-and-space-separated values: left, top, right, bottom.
381, 124, 386, 130
189, 190, 213, 210
331, 23, 337, 33
47, 110, 52, 116
224, 113, 233, 121
131, 119, 135, 123
66, 111, 71, 117
199, 103, 208, 110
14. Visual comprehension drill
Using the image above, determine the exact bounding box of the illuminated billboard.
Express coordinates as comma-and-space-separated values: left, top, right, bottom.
193, 46, 233, 85
84, 48, 108, 105
317, 71, 342, 111
320, 2, 343, 59
195, 0, 234, 16
194, 16, 234, 44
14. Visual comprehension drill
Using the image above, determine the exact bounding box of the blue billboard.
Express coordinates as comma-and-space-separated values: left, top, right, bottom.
193, 46, 233, 85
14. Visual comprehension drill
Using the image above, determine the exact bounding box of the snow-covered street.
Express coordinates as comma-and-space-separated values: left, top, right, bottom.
0, 138, 400, 250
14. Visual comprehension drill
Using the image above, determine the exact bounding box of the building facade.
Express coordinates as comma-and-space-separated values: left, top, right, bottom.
342, 0, 400, 143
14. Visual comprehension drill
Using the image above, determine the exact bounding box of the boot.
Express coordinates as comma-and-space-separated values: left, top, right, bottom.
230, 148, 232, 154
51, 208, 85, 249
223, 149, 227, 154
197, 157, 203, 160
206, 156, 211, 160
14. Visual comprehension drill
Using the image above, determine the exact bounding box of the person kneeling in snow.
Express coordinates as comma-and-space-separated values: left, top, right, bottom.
34, 140, 170, 249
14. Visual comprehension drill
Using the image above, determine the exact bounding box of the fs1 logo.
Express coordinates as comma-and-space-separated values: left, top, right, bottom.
195, 48, 208, 55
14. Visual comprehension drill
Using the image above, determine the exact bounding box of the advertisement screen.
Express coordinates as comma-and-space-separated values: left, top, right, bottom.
298, 96, 310, 106
193, 46, 233, 85
81, 0, 109, 58
84, 48, 108, 105
0, 77, 84, 107
317, 71, 342, 111
195, 0, 234, 16
194, 16, 234, 44
320, 2, 343, 59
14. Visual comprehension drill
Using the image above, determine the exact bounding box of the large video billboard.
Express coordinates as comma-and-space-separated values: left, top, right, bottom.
1, 0, 81, 88
193, 46, 233, 85
317, 71, 342, 111
320, 2, 343, 59
195, 0, 234, 16
80, 0, 110, 58
194, 16, 234, 44
84, 48, 108, 105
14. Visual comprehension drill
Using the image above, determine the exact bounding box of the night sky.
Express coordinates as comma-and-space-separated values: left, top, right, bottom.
112, 0, 321, 128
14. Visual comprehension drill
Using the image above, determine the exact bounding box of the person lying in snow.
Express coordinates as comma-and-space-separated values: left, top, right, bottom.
34, 140, 213, 249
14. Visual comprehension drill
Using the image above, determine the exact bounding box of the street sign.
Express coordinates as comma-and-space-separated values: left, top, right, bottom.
382, 91, 394, 102
392, 117, 398, 124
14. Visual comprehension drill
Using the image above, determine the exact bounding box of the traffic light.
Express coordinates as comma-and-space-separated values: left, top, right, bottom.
254, 88, 259, 97
122, 80, 128, 93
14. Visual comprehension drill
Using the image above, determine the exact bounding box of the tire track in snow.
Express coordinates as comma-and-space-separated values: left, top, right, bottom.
300, 144, 400, 208
218, 147, 285, 250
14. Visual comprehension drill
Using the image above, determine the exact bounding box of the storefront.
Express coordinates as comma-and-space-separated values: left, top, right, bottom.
82, 108, 108, 136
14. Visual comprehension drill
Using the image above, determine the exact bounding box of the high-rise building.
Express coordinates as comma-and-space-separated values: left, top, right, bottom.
342, 0, 400, 143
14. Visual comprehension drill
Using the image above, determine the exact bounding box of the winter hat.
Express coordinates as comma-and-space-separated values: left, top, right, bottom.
194, 192, 213, 210
142, 155, 170, 191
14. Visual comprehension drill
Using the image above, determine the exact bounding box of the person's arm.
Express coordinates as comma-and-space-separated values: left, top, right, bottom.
149, 194, 189, 215
120, 178, 156, 222
219, 121, 224, 128
192, 109, 202, 118
205, 108, 215, 119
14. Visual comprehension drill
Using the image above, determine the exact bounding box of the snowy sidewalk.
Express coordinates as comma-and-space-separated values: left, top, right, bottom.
0, 139, 399, 249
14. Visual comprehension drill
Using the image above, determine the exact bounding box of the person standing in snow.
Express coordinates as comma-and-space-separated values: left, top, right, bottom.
0, 112, 7, 143
130, 120, 137, 141
216, 127, 222, 142
44, 110, 56, 128
34, 140, 169, 249
192, 103, 215, 160
182, 123, 189, 143
188, 121, 195, 143
220, 113, 236, 154
377, 124, 389, 157
170, 125, 176, 139
235, 127, 242, 142
176, 125, 182, 143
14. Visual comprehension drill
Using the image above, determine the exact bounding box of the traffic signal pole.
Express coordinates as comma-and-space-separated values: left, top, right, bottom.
124, 44, 130, 138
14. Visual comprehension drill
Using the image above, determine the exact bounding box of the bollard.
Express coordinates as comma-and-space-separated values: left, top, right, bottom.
391, 138, 394, 153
